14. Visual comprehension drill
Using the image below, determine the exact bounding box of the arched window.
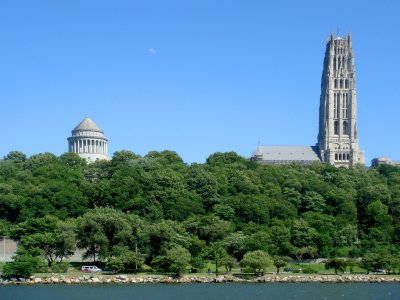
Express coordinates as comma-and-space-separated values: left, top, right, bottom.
334, 121, 339, 135
340, 79, 343, 89
347, 153, 350, 160
345, 79, 348, 89
339, 153, 342, 160
335, 153, 338, 160
343, 121, 348, 135
334, 79, 338, 89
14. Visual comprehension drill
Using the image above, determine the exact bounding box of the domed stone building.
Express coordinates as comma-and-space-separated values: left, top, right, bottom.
67, 117, 111, 162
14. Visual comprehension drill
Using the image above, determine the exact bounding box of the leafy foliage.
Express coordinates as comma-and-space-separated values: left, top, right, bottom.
1, 150, 400, 275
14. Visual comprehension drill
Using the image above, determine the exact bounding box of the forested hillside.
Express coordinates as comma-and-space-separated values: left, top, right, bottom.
1, 150, 399, 276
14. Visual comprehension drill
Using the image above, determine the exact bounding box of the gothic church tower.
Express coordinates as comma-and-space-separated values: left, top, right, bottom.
317, 33, 364, 167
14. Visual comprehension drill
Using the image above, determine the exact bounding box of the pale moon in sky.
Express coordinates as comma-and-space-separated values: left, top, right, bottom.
148, 48, 156, 55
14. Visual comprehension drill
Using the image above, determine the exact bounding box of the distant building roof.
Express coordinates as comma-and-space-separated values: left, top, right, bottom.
252, 146, 321, 165
72, 117, 103, 133
371, 157, 400, 167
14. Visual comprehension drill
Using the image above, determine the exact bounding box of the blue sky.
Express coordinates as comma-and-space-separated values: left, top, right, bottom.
0, 0, 399, 165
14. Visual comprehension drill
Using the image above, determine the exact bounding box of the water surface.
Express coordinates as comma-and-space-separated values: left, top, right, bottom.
1, 283, 399, 300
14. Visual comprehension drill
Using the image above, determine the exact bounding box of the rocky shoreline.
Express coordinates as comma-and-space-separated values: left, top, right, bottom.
1, 274, 400, 285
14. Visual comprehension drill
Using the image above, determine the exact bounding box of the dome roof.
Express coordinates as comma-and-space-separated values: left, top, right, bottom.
72, 117, 103, 133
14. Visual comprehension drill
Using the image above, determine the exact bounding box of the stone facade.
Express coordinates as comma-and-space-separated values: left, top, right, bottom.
67, 117, 111, 163
317, 33, 364, 167
252, 34, 365, 167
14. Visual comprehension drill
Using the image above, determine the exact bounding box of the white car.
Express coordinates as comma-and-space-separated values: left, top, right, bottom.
81, 266, 102, 273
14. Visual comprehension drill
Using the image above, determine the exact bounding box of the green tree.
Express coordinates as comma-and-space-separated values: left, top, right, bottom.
186, 165, 218, 200
325, 258, 347, 274
223, 231, 246, 261
54, 220, 77, 262
112, 150, 141, 164
2, 254, 45, 279
19, 222, 75, 267
184, 214, 232, 244
220, 254, 236, 273
152, 245, 191, 276
147, 220, 191, 263
76, 218, 109, 262
3, 151, 27, 163
206, 152, 248, 166
58, 152, 86, 167
273, 256, 288, 273
76, 208, 136, 262
107, 246, 146, 273
360, 253, 381, 274
267, 225, 292, 256
299, 191, 326, 213
190, 256, 206, 272
346, 258, 358, 273
202, 243, 229, 276
291, 219, 317, 251
240, 250, 272, 274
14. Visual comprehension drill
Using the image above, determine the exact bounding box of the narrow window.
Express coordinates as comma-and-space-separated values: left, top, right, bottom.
340, 79, 343, 89
334, 94, 337, 118
343, 121, 348, 135
335, 153, 338, 160
347, 153, 350, 160
334, 121, 339, 135
334, 79, 338, 89
345, 79, 348, 89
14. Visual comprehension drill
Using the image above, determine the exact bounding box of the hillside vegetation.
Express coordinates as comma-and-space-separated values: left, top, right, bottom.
1, 150, 399, 277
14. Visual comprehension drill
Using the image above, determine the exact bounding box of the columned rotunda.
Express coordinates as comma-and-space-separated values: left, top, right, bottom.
67, 117, 111, 162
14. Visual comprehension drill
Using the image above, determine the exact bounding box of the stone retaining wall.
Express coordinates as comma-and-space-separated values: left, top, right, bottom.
0, 239, 17, 262
1, 274, 400, 285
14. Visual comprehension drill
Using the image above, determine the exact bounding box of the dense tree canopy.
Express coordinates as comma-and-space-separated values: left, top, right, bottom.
1, 150, 400, 275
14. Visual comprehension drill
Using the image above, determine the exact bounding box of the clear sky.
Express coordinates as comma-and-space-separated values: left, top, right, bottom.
0, 0, 399, 165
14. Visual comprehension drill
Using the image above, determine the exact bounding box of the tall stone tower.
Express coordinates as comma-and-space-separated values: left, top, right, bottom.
317, 33, 364, 167
67, 117, 111, 163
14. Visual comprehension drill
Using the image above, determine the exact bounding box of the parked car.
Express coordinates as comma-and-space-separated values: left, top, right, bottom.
372, 269, 387, 274
283, 268, 293, 273
81, 266, 102, 273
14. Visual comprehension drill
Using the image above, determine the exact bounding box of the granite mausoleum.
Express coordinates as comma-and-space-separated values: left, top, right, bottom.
67, 117, 111, 163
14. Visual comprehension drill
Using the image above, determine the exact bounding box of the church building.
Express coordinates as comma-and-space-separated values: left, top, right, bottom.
67, 117, 111, 163
252, 33, 365, 167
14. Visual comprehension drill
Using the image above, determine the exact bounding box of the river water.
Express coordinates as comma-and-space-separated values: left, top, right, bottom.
1, 283, 399, 300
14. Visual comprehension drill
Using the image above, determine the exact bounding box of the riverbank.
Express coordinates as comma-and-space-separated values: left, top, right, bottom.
1, 274, 400, 285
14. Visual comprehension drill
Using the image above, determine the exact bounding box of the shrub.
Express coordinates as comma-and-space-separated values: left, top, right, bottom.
302, 267, 317, 274
2, 255, 46, 279
50, 262, 70, 273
